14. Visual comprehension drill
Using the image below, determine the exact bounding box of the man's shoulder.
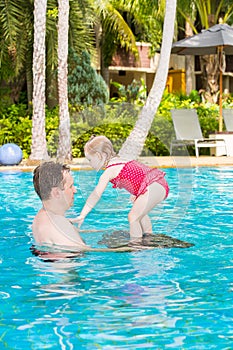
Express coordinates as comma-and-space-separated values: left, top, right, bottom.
33, 209, 49, 225
32, 210, 86, 247
32, 209, 56, 236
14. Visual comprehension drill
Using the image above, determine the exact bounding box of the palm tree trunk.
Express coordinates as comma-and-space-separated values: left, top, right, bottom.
57, 0, 72, 161
185, 20, 194, 95
119, 0, 177, 159
30, 0, 48, 161
185, 55, 194, 95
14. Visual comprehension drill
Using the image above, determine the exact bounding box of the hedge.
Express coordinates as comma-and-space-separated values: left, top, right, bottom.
1, 91, 232, 158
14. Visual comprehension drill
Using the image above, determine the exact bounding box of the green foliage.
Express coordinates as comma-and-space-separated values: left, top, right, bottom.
0, 87, 15, 110
1, 91, 232, 159
70, 104, 172, 156
72, 123, 133, 157
97, 0, 138, 67
113, 0, 165, 53
132, 0, 165, 53
0, 104, 32, 158
0, 104, 60, 158
177, 0, 233, 35
69, 103, 139, 156
68, 50, 109, 108
110, 79, 147, 105
0, 0, 34, 80
0, 0, 95, 107
45, 107, 59, 157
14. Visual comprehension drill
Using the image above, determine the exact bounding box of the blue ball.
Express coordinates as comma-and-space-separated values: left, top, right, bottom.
0, 143, 23, 165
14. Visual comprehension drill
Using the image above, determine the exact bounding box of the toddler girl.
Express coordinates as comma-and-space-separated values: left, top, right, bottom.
75, 135, 169, 240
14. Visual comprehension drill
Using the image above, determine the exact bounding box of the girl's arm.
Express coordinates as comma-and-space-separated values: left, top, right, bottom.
75, 170, 111, 226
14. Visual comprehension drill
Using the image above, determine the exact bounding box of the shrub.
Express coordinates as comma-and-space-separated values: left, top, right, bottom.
0, 91, 229, 158
68, 50, 109, 109
0, 104, 32, 158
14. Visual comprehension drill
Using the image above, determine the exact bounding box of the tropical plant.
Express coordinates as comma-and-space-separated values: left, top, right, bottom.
117, 0, 166, 54
29, 0, 96, 161
3, 91, 233, 158
178, 0, 233, 34
93, 0, 138, 85
45, 0, 95, 107
110, 79, 147, 105
0, 0, 95, 106
0, 0, 34, 103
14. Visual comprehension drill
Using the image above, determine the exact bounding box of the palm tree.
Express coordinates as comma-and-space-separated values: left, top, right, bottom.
93, 0, 138, 86
119, 0, 165, 53
119, 0, 177, 159
29, 0, 96, 161
57, 0, 71, 161
30, 0, 48, 161
0, 0, 94, 104
46, 0, 95, 107
95, 0, 173, 88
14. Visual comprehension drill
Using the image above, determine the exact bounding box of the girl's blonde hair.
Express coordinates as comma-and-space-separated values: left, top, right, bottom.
84, 135, 116, 162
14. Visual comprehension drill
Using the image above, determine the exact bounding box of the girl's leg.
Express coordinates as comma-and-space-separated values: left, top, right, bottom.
128, 182, 166, 240
140, 215, 153, 234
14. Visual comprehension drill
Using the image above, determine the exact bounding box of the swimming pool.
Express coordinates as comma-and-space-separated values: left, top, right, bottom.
0, 166, 233, 349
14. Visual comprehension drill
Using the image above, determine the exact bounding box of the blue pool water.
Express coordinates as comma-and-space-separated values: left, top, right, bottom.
0, 166, 233, 349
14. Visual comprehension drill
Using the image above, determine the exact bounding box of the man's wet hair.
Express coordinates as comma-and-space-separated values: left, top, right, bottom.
33, 161, 70, 201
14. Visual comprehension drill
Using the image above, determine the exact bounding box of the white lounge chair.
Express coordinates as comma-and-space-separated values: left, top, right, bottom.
223, 109, 233, 131
170, 109, 227, 157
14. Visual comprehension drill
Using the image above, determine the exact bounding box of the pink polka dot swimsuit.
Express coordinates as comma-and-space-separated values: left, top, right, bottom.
106, 160, 169, 199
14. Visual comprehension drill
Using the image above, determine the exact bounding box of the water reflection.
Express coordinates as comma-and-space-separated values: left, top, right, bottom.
29, 256, 87, 301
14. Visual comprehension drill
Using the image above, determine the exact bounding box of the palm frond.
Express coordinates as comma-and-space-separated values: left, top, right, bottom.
69, 0, 95, 55
101, 2, 137, 52
0, 0, 33, 76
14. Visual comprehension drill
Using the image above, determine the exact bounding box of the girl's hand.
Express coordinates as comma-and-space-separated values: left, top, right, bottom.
70, 215, 85, 228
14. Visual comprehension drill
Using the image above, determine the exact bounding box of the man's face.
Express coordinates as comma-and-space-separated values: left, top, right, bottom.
62, 171, 77, 210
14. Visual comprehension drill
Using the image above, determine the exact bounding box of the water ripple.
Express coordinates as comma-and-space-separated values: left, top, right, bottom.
1, 168, 233, 349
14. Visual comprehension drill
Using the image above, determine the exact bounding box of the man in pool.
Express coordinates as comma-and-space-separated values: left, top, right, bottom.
32, 161, 89, 250
32, 161, 141, 256
32, 161, 193, 257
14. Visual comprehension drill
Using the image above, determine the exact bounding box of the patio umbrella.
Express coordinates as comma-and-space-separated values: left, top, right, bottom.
171, 23, 233, 131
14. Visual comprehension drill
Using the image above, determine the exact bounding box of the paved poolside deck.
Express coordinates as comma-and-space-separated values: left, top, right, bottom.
1, 156, 233, 171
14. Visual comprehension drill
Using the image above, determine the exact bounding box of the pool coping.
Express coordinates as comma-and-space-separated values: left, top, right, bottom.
1, 156, 233, 171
